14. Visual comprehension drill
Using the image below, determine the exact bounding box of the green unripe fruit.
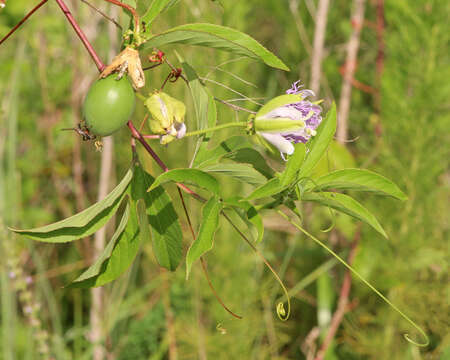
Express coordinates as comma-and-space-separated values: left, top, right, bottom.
82, 75, 136, 136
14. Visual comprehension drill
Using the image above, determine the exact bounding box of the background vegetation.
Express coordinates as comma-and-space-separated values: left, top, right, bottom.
0, 0, 448, 359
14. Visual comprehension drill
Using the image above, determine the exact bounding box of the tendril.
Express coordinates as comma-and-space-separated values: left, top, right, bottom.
222, 212, 291, 321
278, 210, 429, 347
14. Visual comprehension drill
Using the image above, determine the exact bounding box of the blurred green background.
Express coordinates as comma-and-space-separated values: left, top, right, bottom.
0, 0, 448, 359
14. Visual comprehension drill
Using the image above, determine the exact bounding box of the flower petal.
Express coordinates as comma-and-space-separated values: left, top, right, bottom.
263, 106, 303, 120
175, 122, 186, 139
260, 132, 295, 155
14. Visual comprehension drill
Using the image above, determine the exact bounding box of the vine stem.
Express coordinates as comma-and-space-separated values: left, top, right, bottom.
184, 122, 247, 137
0, 0, 48, 46
128, 119, 290, 320
277, 210, 429, 347
55, 0, 105, 72
127, 120, 204, 201
177, 188, 242, 319
50, 4, 286, 321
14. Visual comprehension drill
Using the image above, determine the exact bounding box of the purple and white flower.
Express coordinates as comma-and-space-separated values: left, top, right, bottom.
254, 81, 322, 158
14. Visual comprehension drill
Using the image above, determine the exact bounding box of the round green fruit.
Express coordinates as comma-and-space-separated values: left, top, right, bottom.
82, 75, 136, 136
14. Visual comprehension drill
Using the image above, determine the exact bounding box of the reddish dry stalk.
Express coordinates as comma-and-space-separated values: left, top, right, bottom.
0, 0, 48, 46
314, 233, 360, 360
310, 0, 330, 95
102, 0, 139, 29
375, 0, 385, 113
55, 0, 105, 72
338, 64, 377, 94
336, 0, 366, 144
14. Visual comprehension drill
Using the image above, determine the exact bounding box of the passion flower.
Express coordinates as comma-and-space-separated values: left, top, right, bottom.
82, 75, 136, 136
254, 81, 322, 159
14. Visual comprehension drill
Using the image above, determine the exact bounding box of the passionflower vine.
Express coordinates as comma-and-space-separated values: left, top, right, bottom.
145, 92, 186, 144
253, 81, 322, 158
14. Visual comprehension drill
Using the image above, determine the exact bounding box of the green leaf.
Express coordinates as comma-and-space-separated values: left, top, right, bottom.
69, 202, 131, 285
141, 23, 289, 71
194, 136, 252, 168
177, 58, 212, 131
298, 103, 337, 179
310, 140, 356, 178
186, 197, 222, 278
142, 173, 183, 271
202, 163, 267, 186
10, 169, 133, 243
225, 198, 264, 242
246, 177, 284, 201
280, 143, 306, 187
307, 169, 408, 200
176, 58, 218, 168
148, 168, 220, 196
140, 0, 180, 26
132, 163, 183, 271
224, 148, 274, 179
302, 192, 388, 238
70, 199, 142, 288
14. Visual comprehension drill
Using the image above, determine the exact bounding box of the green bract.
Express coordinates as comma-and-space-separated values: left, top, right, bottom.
83, 75, 136, 136
254, 94, 304, 132
145, 92, 186, 134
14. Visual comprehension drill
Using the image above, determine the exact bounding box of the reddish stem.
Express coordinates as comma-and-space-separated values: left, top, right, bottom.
127, 120, 168, 171
0, 0, 48, 46
103, 0, 139, 30
54, 0, 105, 72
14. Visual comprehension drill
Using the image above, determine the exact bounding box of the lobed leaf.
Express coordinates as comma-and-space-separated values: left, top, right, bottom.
177, 58, 218, 168
224, 147, 274, 179
132, 163, 183, 271
142, 23, 289, 71
69, 202, 131, 286
10, 169, 133, 243
245, 177, 284, 201
194, 136, 253, 168
202, 163, 267, 186
70, 199, 142, 288
186, 196, 222, 278
148, 168, 220, 196
298, 103, 337, 179
225, 198, 264, 242
307, 169, 407, 200
137, 166, 183, 271
302, 192, 387, 238
140, 0, 180, 27
280, 143, 306, 187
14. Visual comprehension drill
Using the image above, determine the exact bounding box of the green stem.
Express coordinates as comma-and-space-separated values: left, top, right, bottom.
136, 92, 146, 102
277, 211, 429, 347
184, 122, 247, 137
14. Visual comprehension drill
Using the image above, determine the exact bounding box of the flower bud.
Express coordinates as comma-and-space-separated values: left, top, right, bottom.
145, 92, 187, 144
